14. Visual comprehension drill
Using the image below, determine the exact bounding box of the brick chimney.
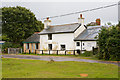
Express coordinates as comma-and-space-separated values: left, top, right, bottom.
96, 18, 101, 25
44, 17, 51, 29
78, 14, 84, 25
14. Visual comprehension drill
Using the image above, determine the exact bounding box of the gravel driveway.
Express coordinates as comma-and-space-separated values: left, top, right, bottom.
2, 54, 119, 66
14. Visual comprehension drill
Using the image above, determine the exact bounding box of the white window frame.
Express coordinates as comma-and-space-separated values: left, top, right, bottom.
61, 44, 66, 50
76, 42, 80, 46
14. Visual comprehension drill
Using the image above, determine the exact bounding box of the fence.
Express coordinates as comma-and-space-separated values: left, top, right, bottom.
25, 49, 80, 55
8, 48, 22, 54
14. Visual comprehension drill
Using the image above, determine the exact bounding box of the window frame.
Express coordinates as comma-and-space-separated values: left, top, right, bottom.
48, 44, 52, 50
61, 45, 66, 50
76, 42, 80, 46
83, 43, 85, 46
48, 34, 52, 40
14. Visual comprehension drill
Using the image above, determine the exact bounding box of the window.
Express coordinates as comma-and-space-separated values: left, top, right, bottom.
48, 44, 52, 50
35, 43, 39, 49
26, 43, 29, 49
61, 45, 66, 50
83, 43, 85, 46
76, 42, 80, 46
48, 34, 52, 40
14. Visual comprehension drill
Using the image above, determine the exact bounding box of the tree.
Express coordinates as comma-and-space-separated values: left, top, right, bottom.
2, 6, 44, 44
97, 23, 120, 60
0, 8, 2, 40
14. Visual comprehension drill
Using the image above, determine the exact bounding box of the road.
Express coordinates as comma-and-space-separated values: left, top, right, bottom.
2, 54, 119, 66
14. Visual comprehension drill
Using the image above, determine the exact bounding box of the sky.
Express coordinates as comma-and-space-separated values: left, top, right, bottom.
1, 0, 119, 25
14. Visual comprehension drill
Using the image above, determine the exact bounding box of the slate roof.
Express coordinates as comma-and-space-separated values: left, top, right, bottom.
39, 23, 82, 34
23, 33, 40, 43
74, 26, 102, 41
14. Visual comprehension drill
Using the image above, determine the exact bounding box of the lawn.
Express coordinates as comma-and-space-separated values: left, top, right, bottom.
2, 58, 118, 78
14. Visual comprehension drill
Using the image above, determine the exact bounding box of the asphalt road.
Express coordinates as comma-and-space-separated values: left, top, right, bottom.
2, 54, 119, 66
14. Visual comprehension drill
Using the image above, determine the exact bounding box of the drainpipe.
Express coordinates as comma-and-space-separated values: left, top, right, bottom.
81, 41, 82, 52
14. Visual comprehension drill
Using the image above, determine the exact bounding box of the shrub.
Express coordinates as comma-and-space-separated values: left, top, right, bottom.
97, 23, 120, 61
81, 51, 93, 57
2, 42, 22, 53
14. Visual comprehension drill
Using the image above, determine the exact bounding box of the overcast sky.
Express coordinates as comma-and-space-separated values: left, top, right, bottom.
1, 0, 119, 25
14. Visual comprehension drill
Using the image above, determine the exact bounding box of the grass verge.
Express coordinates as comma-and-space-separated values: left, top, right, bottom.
2, 58, 118, 78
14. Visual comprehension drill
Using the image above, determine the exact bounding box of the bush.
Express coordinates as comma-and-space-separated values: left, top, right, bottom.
2, 42, 22, 53
81, 51, 93, 57
97, 23, 120, 61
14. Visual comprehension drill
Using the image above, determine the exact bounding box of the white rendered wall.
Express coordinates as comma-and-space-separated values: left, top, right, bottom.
53, 33, 75, 50
74, 24, 86, 38
75, 41, 97, 51
40, 33, 75, 54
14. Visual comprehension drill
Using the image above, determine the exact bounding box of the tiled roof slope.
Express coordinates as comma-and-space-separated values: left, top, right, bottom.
74, 26, 102, 41
23, 33, 40, 43
39, 23, 82, 34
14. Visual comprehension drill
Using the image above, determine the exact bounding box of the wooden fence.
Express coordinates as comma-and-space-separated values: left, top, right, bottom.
24, 48, 99, 55
25, 49, 80, 55
8, 48, 22, 54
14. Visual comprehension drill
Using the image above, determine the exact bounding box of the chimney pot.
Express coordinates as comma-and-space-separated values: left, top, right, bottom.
47, 17, 49, 20
96, 18, 101, 25
78, 14, 84, 24
44, 17, 51, 29
80, 14, 82, 18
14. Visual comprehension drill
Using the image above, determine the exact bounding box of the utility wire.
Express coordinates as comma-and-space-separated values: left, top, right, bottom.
41, 3, 118, 20
1, 3, 118, 23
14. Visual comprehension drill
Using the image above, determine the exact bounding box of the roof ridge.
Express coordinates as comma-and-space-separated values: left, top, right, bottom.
50, 22, 78, 27
87, 27, 101, 29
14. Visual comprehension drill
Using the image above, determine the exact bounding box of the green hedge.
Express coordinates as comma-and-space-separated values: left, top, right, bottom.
81, 51, 93, 57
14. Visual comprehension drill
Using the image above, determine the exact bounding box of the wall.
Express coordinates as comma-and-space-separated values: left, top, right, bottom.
23, 43, 26, 52
75, 41, 97, 51
74, 24, 86, 38
40, 33, 75, 54
23, 43, 40, 54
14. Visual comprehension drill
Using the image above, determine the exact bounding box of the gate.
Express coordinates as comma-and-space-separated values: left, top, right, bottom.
8, 48, 22, 54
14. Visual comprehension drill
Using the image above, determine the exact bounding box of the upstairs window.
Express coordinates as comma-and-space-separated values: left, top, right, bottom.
61, 45, 66, 50
76, 42, 80, 46
48, 34, 52, 40
48, 44, 52, 50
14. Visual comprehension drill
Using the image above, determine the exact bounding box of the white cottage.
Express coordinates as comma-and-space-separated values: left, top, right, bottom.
39, 14, 101, 54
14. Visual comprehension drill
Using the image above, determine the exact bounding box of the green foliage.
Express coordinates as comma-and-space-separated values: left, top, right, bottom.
2, 6, 44, 44
97, 23, 120, 60
105, 22, 112, 25
1, 34, 10, 41
2, 42, 22, 53
81, 51, 93, 57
